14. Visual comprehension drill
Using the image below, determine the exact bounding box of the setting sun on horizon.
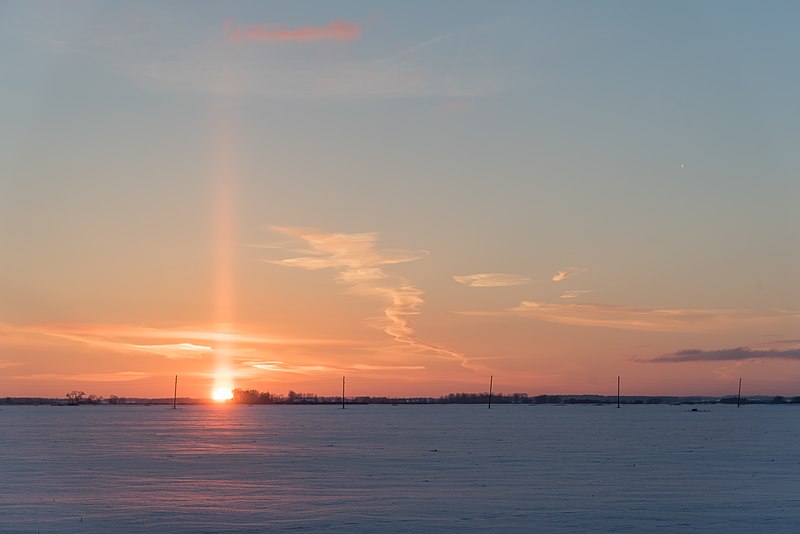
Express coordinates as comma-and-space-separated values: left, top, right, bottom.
212, 387, 234, 401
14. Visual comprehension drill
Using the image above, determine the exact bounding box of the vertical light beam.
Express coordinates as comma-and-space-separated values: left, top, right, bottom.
211, 102, 239, 397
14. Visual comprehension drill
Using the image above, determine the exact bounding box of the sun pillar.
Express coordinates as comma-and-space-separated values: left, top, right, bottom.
211, 101, 238, 397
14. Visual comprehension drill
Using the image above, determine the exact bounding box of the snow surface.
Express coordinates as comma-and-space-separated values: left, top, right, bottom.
1, 404, 798, 533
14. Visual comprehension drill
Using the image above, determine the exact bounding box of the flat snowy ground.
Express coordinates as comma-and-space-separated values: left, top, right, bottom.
1, 404, 798, 533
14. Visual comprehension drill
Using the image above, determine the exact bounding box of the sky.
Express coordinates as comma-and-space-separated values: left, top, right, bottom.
1, 1, 799, 399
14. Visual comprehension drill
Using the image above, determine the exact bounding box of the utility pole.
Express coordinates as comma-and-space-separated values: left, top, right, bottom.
173, 375, 178, 410
342, 376, 346, 410
737, 378, 742, 407
617, 376, 620, 408
488, 375, 493, 409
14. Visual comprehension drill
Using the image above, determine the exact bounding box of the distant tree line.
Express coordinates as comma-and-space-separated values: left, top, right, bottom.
220, 389, 800, 406
232, 388, 277, 404
65, 391, 111, 405
3, 390, 800, 406
718, 395, 794, 405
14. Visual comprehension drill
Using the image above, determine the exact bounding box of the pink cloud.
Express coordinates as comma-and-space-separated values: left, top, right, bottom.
225, 19, 360, 43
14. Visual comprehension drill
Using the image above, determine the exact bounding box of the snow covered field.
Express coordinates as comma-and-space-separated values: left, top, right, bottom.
1, 404, 798, 533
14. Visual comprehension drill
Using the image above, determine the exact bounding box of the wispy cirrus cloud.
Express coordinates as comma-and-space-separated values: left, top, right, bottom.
126, 343, 211, 360
0, 322, 360, 363
0, 321, 385, 385
224, 20, 360, 43
247, 361, 334, 374
352, 364, 426, 371
244, 360, 426, 374
461, 301, 790, 332
560, 290, 594, 299
270, 227, 478, 369
552, 267, 587, 282
18, 6, 528, 100
453, 273, 530, 288
271, 228, 426, 273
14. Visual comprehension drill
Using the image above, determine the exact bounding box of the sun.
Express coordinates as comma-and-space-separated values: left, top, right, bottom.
212, 387, 234, 401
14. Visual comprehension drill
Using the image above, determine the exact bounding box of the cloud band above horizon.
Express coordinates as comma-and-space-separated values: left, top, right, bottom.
453, 273, 530, 287
643, 345, 800, 363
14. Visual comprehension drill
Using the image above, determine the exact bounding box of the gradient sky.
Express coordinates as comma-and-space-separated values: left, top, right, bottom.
2, 1, 799, 399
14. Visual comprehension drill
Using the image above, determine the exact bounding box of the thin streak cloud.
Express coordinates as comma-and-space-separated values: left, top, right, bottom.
244, 361, 426, 374
552, 267, 587, 282
0, 322, 363, 365
70, 17, 519, 99
12, 372, 149, 382
4, 323, 355, 347
453, 273, 530, 288
247, 361, 334, 374
351, 364, 426, 371
462, 301, 787, 332
126, 343, 212, 360
560, 290, 594, 299
270, 227, 479, 370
